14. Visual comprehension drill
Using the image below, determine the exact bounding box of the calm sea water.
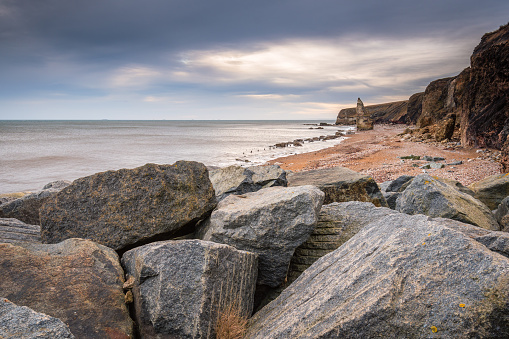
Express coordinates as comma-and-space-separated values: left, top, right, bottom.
0, 120, 351, 194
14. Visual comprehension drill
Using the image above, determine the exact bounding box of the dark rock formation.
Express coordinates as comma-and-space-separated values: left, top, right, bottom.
336, 100, 408, 125
197, 185, 324, 289
40, 162, 217, 252
0, 180, 71, 225
0, 298, 75, 339
0, 238, 134, 339
0, 218, 40, 244
288, 167, 387, 207
460, 23, 509, 170
396, 174, 499, 230
122, 240, 257, 339
417, 77, 457, 128
356, 98, 374, 130
209, 164, 287, 201
287, 201, 397, 284
495, 196, 509, 231
468, 172, 509, 210
245, 213, 509, 338
405, 92, 424, 124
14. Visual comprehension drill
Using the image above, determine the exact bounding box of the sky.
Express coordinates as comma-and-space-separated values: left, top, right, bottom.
1, 0, 508, 120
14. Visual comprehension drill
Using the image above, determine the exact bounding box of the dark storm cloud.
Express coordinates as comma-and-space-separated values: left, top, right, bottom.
1, 0, 508, 119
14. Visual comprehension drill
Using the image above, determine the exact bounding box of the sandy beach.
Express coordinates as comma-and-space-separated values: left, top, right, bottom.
267, 125, 502, 186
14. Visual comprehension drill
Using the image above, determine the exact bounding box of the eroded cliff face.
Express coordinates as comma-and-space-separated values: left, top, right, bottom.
460, 23, 509, 171
335, 100, 408, 125
336, 23, 509, 170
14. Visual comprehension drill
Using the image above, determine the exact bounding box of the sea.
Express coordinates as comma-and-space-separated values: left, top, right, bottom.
0, 120, 352, 194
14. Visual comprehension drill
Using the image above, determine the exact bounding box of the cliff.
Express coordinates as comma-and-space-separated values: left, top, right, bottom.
336, 100, 408, 125
336, 22, 509, 171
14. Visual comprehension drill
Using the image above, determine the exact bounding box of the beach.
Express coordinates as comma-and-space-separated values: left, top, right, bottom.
268, 124, 502, 186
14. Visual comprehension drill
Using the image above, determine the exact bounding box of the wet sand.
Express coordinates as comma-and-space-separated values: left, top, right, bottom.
267, 125, 502, 186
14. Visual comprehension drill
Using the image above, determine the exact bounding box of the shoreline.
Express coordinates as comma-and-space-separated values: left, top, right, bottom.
267, 124, 502, 186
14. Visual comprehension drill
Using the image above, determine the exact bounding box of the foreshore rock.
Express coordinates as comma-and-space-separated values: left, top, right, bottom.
468, 172, 509, 210
0, 180, 71, 225
0, 218, 41, 244
0, 298, 74, 339
209, 164, 287, 201
287, 201, 397, 284
122, 240, 257, 339
197, 185, 324, 289
40, 162, 217, 252
396, 174, 499, 230
288, 167, 387, 207
245, 213, 509, 338
0, 238, 134, 339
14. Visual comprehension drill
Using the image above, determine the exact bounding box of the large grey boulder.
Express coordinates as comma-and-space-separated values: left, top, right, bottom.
209, 165, 287, 201
0, 239, 134, 339
469, 173, 509, 210
0, 218, 41, 244
0, 180, 71, 225
385, 175, 414, 192
40, 162, 217, 252
245, 213, 509, 338
288, 202, 398, 283
495, 196, 509, 232
288, 167, 387, 207
197, 185, 324, 288
0, 298, 74, 339
121, 240, 257, 339
396, 174, 499, 230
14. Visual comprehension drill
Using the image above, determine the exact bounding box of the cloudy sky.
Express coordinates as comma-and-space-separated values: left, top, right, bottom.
1, 0, 508, 120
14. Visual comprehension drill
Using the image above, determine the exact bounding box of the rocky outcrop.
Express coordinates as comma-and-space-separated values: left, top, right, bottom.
197, 185, 324, 289
336, 100, 408, 125
0, 180, 71, 225
355, 98, 374, 130
495, 196, 509, 232
121, 240, 257, 339
468, 173, 509, 210
460, 23, 509, 171
40, 162, 217, 252
209, 164, 287, 201
0, 298, 74, 339
288, 167, 387, 207
417, 77, 457, 128
287, 201, 397, 283
396, 174, 499, 230
0, 218, 41, 244
0, 238, 134, 339
245, 213, 509, 338
405, 92, 424, 124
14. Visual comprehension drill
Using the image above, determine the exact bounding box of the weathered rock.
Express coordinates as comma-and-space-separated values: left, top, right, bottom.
0, 218, 41, 244
459, 23, 509, 171
385, 175, 414, 192
355, 98, 374, 130
436, 176, 476, 197
209, 165, 287, 201
405, 92, 424, 124
288, 167, 387, 207
0, 238, 133, 339
0, 298, 74, 339
417, 76, 457, 128
0, 180, 71, 225
287, 202, 397, 283
121, 240, 257, 339
469, 173, 509, 210
435, 113, 456, 141
495, 196, 509, 228
197, 185, 324, 288
245, 213, 509, 338
396, 174, 499, 230
336, 100, 408, 125
40, 162, 217, 252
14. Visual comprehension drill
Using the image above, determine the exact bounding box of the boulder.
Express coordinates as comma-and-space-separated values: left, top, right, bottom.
495, 196, 509, 230
0, 238, 134, 339
197, 185, 324, 288
287, 202, 397, 283
288, 167, 387, 207
245, 213, 509, 338
396, 174, 499, 230
0, 180, 71, 225
469, 173, 509, 210
0, 218, 41, 244
121, 240, 257, 339
0, 298, 74, 339
385, 175, 414, 192
40, 162, 217, 252
209, 165, 286, 201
